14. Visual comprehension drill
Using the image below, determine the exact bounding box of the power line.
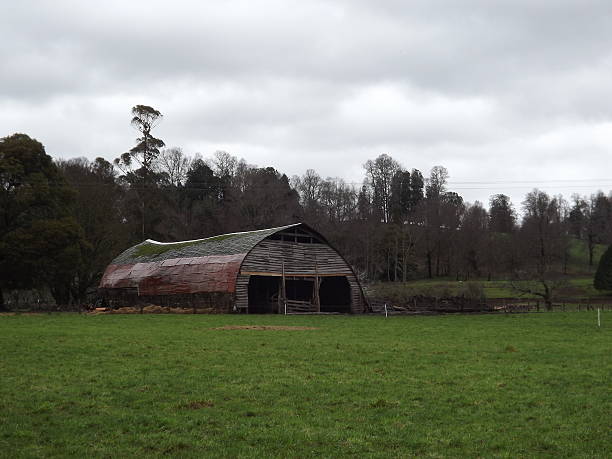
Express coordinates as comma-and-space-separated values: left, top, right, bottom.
449, 179, 612, 185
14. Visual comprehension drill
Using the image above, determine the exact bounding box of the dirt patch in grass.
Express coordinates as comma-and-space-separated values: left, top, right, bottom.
0, 312, 43, 316
180, 400, 214, 410
90, 305, 215, 314
212, 325, 319, 331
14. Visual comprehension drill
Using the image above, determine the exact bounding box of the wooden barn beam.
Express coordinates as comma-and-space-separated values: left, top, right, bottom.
240, 271, 349, 277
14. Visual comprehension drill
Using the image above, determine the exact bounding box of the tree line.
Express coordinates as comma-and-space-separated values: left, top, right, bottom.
2, 105, 612, 308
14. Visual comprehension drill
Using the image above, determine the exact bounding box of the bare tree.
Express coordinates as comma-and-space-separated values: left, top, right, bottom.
294, 169, 323, 210
512, 189, 569, 309
364, 154, 401, 223
157, 147, 191, 187
212, 150, 238, 179
426, 165, 449, 198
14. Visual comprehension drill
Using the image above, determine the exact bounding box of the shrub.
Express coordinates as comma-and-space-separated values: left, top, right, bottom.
594, 245, 612, 290
459, 282, 486, 301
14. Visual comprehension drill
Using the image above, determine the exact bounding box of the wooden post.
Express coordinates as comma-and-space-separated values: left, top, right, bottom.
277, 277, 282, 314
314, 256, 320, 313
281, 261, 286, 315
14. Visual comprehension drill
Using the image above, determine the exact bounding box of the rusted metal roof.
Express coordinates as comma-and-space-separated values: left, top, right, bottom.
99, 254, 244, 294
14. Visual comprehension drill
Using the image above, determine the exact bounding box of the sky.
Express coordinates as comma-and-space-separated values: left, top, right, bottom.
2, 0, 612, 208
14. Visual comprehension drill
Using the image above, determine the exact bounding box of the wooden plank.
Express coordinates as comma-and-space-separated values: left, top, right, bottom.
240, 271, 351, 277
234, 274, 249, 311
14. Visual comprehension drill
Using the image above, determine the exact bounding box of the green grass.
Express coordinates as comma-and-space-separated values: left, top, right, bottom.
1, 313, 610, 457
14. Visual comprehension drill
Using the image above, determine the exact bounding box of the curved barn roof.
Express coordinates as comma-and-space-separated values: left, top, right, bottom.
111, 223, 303, 265
99, 223, 329, 295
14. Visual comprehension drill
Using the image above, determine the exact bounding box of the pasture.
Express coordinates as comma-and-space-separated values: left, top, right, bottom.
1, 312, 610, 457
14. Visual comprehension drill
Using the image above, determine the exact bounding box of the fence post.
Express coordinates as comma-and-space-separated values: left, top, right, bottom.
598, 308, 601, 328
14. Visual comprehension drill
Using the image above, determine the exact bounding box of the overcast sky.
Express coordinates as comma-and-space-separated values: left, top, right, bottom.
2, 0, 612, 207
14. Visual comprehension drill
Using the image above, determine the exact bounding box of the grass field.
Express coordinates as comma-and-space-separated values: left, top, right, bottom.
1, 313, 610, 457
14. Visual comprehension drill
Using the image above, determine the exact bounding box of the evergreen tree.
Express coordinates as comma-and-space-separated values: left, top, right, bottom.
0, 133, 83, 307
594, 245, 612, 290
489, 194, 516, 233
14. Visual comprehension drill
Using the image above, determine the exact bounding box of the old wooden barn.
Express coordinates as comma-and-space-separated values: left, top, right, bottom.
99, 223, 367, 313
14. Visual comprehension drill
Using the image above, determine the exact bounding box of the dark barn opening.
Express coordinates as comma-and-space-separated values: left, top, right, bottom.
319, 276, 351, 313
285, 279, 314, 302
248, 276, 280, 313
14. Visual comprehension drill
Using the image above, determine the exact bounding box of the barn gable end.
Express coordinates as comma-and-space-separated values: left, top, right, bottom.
99, 223, 366, 313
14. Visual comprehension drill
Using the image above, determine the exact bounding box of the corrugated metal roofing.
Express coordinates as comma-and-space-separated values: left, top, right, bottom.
111, 223, 300, 265
100, 254, 244, 294
98, 223, 342, 297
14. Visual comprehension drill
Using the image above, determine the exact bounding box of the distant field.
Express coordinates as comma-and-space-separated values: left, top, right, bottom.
567, 238, 607, 274
1, 313, 610, 457
374, 277, 612, 301
372, 238, 611, 303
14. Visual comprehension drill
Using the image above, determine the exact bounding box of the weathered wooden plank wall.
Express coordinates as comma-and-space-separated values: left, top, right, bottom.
238, 239, 365, 313
234, 274, 250, 311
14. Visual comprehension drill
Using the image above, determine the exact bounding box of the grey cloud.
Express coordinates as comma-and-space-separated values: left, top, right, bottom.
1, 0, 612, 207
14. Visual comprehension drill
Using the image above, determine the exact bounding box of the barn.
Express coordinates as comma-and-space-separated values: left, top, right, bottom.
99, 223, 367, 313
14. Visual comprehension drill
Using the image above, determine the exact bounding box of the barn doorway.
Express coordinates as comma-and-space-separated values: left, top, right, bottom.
247, 276, 280, 313
285, 279, 314, 302
319, 276, 351, 313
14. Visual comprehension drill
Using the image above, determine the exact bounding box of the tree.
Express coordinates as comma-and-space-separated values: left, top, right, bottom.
590, 192, 612, 245
114, 105, 165, 239
225, 167, 301, 230
489, 194, 516, 233
157, 147, 191, 187
421, 166, 455, 278
293, 169, 323, 218
594, 245, 612, 290
211, 150, 238, 200
457, 202, 488, 279
408, 169, 425, 211
389, 170, 411, 224
364, 154, 401, 223
568, 194, 601, 267
56, 157, 129, 303
180, 159, 222, 238
512, 189, 568, 310
115, 105, 165, 175
0, 134, 83, 307
426, 165, 448, 199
